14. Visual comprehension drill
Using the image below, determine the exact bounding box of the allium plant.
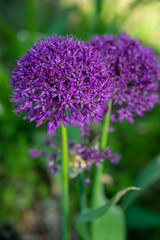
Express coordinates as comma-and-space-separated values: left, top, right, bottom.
9, 35, 115, 240
91, 33, 160, 123
9, 33, 160, 240
90, 33, 160, 239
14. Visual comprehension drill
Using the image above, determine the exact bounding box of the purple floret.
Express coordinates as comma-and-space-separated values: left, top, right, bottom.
10, 35, 114, 135
84, 178, 91, 185
29, 148, 39, 158
71, 141, 121, 171
91, 33, 160, 123
29, 137, 121, 177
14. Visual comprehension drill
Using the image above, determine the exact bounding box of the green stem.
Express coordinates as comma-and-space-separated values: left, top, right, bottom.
61, 123, 70, 240
91, 101, 112, 238
79, 172, 86, 212
100, 101, 112, 150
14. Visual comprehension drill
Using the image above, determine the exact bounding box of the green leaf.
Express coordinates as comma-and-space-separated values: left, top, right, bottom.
76, 187, 139, 225
93, 206, 126, 240
122, 156, 160, 209
127, 206, 160, 228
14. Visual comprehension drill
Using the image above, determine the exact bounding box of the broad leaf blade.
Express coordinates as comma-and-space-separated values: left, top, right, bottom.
122, 156, 160, 209
76, 187, 139, 225
93, 206, 126, 240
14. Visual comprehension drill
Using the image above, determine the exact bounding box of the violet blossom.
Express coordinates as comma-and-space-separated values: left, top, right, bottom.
29, 138, 121, 179
10, 35, 114, 135
91, 33, 160, 123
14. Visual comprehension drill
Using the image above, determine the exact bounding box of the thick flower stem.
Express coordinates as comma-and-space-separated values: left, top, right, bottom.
61, 123, 70, 240
91, 101, 112, 239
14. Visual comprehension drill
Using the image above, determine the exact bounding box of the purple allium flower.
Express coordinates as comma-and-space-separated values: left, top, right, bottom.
70, 141, 121, 170
91, 33, 160, 123
10, 35, 114, 135
29, 136, 120, 177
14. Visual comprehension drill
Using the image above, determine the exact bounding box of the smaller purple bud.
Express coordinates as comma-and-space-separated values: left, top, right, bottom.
46, 160, 54, 169
103, 147, 112, 159
29, 148, 39, 158
46, 160, 59, 174
108, 125, 114, 132
110, 153, 121, 164
45, 138, 54, 147
84, 178, 91, 185
49, 152, 57, 159
68, 140, 76, 149
40, 150, 46, 157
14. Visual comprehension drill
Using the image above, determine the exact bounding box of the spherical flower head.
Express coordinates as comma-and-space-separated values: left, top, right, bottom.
10, 35, 113, 135
91, 33, 160, 123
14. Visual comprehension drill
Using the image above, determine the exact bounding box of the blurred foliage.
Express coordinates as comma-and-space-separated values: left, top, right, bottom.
0, 0, 160, 239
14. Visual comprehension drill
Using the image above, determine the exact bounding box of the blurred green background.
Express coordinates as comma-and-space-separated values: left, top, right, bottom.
0, 0, 160, 239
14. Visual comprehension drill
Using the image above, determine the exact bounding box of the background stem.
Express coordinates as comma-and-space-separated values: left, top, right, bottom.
27, 0, 36, 34
61, 123, 70, 240
79, 172, 86, 212
78, 172, 86, 240
95, 0, 102, 19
